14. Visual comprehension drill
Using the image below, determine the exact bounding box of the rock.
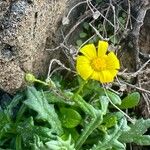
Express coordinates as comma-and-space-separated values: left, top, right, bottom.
0, 59, 24, 93
0, 0, 81, 93
138, 9, 150, 92
138, 9, 150, 118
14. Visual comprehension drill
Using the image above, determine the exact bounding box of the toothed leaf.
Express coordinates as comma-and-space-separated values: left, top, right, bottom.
46, 136, 75, 150
24, 86, 62, 135
119, 119, 150, 145
91, 118, 127, 150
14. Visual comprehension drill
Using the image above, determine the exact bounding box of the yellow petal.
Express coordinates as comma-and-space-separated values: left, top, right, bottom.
99, 70, 114, 83
106, 52, 120, 69
98, 41, 108, 57
109, 70, 118, 77
76, 56, 93, 80
91, 71, 100, 81
80, 44, 97, 60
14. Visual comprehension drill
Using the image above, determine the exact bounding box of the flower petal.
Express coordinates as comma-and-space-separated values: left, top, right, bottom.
91, 70, 116, 83
106, 52, 120, 69
80, 44, 97, 60
98, 41, 108, 57
76, 56, 93, 80
91, 71, 100, 81
109, 70, 118, 77
99, 70, 114, 83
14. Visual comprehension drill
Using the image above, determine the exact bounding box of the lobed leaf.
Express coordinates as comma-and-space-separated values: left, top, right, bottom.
24, 86, 62, 135
119, 119, 150, 145
91, 117, 127, 150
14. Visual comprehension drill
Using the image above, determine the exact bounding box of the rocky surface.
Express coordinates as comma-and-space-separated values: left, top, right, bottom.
0, 0, 81, 93
139, 10, 150, 91
138, 9, 150, 118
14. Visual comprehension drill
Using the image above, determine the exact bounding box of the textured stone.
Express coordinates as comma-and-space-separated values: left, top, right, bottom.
0, 0, 77, 93
139, 9, 150, 91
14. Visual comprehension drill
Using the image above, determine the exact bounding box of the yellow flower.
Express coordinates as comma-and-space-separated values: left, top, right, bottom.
76, 41, 120, 83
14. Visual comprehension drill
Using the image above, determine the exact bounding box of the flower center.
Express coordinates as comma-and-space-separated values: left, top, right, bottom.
91, 57, 106, 71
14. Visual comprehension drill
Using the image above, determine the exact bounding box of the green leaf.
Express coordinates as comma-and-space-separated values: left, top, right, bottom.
7, 94, 23, 117
122, 13, 127, 18
30, 135, 45, 150
44, 91, 74, 106
119, 92, 140, 109
107, 90, 121, 105
88, 39, 95, 44
16, 117, 55, 149
83, 22, 89, 30
79, 32, 87, 38
0, 107, 12, 139
98, 114, 118, 133
91, 118, 127, 150
102, 114, 117, 128
0, 95, 23, 147
45, 135, 75, 150
96, 0, 102, 3
24, 86, 62, 135
60, 108, 82, 128
82, 85, 121, 105
119, 17, 126, 24
99, 96, 109, 115
15, 135, 22, 150
61, 128, 79, 142
76, 40, 83, 46
44, 91, 66, 104
119, 118, 150, 145
93, 36, 99, 43
110, 36, 119, 44
92, 87, 121, 105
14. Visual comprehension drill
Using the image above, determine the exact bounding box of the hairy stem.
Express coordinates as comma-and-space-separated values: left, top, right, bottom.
75, 110, 103, 150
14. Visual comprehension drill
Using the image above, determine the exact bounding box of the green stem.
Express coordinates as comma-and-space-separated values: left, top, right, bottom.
75, 110, 103, 150
34, 79, 49, 86
76, 80, 87, 95
73, 95, 95, 116
71, 80, 103, 149
16, 135, 22, 150
72, 80, 95, 115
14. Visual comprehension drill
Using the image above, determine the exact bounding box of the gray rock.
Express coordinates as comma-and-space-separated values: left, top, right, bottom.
0, 0, 81, 93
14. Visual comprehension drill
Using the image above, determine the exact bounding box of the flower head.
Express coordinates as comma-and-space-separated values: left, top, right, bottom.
76, 41, 120, 83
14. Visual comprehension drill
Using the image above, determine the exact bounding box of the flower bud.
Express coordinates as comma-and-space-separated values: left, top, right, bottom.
25, 73, 36, 83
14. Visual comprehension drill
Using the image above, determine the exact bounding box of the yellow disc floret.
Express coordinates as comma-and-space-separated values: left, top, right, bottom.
91, 57, 106, 71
